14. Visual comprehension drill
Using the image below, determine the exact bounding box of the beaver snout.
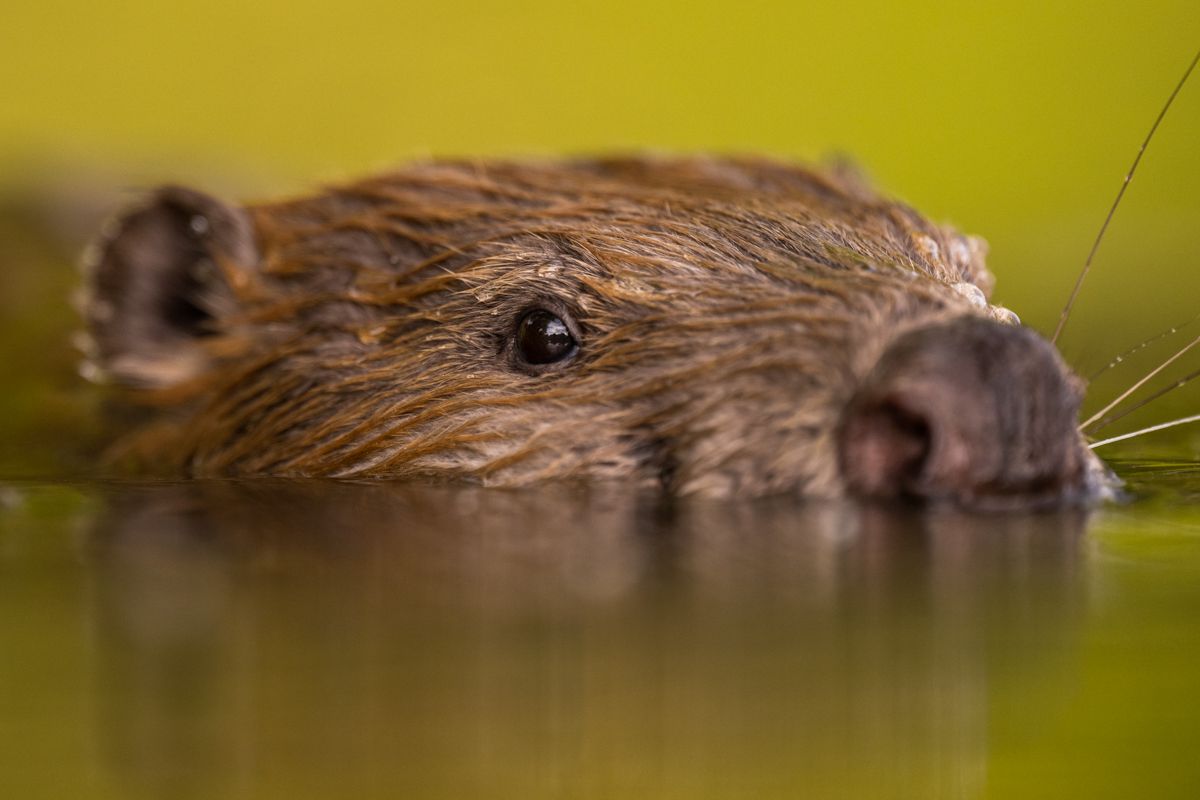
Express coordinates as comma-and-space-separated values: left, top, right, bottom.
838, 316, 1090, 509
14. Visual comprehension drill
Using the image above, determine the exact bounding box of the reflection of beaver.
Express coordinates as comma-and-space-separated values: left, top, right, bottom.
80, 157, 1110, 507
85, 480, 1086, 794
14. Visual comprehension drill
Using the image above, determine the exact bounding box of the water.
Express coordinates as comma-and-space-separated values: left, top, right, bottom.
0, 471, 1198, 799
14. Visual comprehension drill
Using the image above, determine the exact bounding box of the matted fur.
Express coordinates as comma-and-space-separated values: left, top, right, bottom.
83, 156, 1087, 499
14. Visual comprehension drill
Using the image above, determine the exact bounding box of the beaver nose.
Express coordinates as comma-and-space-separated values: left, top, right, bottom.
837, 316, 1087, 508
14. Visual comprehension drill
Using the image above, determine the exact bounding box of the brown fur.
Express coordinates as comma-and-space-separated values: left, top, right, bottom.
81, 156, 1105, 504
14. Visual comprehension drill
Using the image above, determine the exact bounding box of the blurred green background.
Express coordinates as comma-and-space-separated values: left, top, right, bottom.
2, 0, 1199, 463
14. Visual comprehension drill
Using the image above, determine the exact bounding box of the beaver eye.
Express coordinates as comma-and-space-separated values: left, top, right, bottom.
516, 309, 578, 365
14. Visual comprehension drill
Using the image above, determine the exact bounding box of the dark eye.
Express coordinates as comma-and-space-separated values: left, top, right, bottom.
516, 309, 578, 365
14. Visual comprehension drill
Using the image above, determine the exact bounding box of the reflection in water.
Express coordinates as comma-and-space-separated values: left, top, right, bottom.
84, 482, 1087, 798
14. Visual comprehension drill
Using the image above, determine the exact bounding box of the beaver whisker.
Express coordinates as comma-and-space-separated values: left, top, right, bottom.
1080, 331, 1200, 432
1051, 48, 1199, 346
1089, 413, 1200, 450
1086, 363, 1200, 436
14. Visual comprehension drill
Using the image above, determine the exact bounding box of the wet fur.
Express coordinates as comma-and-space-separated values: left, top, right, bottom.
84, 157, 1075, 498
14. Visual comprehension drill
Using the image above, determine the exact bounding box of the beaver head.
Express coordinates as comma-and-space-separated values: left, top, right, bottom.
80, 157, 1109, 508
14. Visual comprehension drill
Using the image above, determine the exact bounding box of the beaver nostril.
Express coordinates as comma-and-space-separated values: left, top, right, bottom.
839, 398, 933, 498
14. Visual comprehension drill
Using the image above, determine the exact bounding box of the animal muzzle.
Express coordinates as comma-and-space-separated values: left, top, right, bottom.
837, 315, 1094, 510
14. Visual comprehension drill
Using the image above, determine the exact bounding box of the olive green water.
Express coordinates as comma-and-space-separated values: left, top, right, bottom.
4, 2, 1200, 797
2, 472, 1200, 800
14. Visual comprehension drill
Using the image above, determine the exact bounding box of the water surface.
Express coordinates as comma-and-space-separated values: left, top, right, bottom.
2, 470, 1199, 799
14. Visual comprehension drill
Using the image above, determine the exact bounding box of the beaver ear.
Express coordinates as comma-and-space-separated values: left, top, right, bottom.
82, 186, 257, 388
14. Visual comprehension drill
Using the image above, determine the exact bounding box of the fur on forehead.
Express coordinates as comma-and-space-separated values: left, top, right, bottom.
245, 157, 994, 299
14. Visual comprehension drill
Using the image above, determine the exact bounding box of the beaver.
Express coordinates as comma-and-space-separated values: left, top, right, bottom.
79, 157, 1111, 508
